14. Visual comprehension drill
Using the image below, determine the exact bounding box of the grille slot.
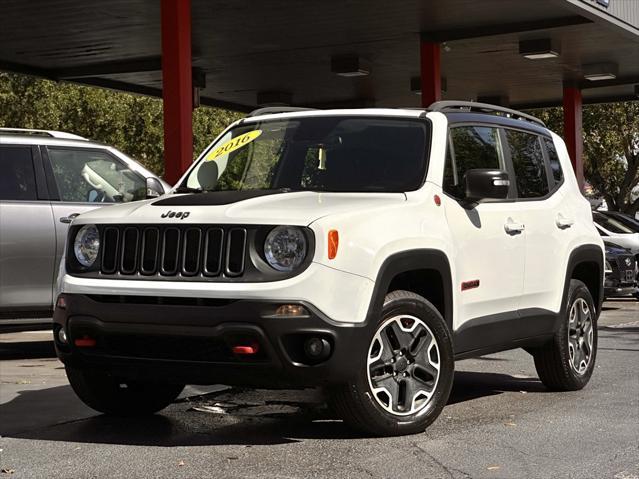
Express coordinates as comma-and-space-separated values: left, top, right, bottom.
140, 228, 160, 275
120, 228, 139, 274
182, 228, 202, 276
203, 228, 224, 276
226, 228, 247, 276
161, 228, 181, 275
98, 225, 248, 279
101, 227, 119, 274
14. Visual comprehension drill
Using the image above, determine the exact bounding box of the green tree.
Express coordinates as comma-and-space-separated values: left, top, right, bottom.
531, 101, 639, 215
0, 73, 243, 179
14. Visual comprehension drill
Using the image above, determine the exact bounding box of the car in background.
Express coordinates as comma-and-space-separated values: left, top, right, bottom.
603, 243, 637, 300
0, 127, 169, 329
593, 211, 639, 256
598, 210, 639, 233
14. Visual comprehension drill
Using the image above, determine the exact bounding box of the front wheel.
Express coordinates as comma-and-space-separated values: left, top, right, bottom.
66, 365, 184, 416
330, 290, 454, 436
533, 279, 597, 391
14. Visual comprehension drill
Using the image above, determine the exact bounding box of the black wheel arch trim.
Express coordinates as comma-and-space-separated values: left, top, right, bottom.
561, 244, 604, 321
364, 249, 453, 329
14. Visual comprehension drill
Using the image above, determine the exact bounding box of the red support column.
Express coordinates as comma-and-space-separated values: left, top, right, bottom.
161, 0, 192, 185
563, 86, 584, 190
420, 40, 441, 108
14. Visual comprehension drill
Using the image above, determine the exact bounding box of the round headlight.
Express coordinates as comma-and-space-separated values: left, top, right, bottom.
74, 224, 100, 268
264, 226, 307, 272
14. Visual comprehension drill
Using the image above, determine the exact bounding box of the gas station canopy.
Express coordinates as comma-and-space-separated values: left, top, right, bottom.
1, 0, 638, 111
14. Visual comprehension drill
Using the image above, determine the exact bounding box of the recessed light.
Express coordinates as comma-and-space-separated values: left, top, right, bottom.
583, 63, 618, 81
331, 55, 370, 77
519, 39, 560, 60
410, 76, 447, 95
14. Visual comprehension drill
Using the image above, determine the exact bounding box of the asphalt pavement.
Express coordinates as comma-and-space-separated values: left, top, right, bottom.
0, 299, 637, 478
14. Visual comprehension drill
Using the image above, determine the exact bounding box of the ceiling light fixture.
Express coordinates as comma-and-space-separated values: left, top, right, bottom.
519, 38, 560, 60
410, 76, 447, 95
583, 62, 618, 81
331, 55, 370, 77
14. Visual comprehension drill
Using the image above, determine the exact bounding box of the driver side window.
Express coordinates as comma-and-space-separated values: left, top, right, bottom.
47, 148, 146, 203
443, 125, 504, 199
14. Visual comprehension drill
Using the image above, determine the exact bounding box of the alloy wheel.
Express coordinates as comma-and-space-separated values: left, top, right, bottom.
567, 298, 594, 374
367, 315, 440, 416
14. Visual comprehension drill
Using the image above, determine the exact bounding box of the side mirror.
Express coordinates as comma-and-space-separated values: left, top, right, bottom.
146, 177, 165, 199
464, 169, 510, 201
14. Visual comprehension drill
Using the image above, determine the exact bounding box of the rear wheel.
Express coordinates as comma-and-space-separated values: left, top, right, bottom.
330, 290, 454, 436
66, 365, 184, 416
533, 279, 597, 391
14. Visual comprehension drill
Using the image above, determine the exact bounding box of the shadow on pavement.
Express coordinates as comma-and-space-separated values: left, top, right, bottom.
0, 341, 56, 360
0, 370, 548, 446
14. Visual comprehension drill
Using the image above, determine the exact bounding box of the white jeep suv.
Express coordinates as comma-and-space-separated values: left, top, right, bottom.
54, 102, 604, 436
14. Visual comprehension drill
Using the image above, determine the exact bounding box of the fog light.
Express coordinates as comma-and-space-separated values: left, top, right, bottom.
57, 328, 68, 345
304, 337, 331, 360
275, 304, 308, 317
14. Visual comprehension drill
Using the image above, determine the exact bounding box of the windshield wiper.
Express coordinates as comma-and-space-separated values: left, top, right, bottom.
174, 186, 208, 194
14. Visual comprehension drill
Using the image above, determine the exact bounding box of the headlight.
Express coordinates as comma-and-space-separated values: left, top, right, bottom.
74, 224, 100, 268
264, 226, 307, 272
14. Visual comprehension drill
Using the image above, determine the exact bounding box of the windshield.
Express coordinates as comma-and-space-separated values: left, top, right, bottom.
593, 212, 635, 234
182, 116, 430, 193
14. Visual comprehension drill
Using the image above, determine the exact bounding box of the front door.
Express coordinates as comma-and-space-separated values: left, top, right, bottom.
442, 125, 525, 329
42, 146, 149, 297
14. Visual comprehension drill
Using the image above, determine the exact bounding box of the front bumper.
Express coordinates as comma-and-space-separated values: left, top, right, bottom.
604, 284, 637, 297
53, 294, 372, 388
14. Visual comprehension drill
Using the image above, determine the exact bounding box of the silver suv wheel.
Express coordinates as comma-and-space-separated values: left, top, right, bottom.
367, 315, 440, 416
568, 298, 594, 375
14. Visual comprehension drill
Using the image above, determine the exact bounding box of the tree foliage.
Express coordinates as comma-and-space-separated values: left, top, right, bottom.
0, 73, 243, 179
531, 101, 639, 215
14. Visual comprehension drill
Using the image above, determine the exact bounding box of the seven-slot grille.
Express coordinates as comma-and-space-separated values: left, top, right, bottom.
100, 225, 247, 278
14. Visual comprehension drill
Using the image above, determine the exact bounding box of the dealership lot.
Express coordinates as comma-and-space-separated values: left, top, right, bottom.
1, 299, 637, 479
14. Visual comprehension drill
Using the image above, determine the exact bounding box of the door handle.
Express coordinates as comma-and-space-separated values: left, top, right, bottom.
556, 214, 574, 229
59, 213, 80, 224
504, 219, 525, 234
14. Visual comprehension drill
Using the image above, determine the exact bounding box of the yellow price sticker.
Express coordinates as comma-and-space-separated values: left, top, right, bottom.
205, 130, 262, 161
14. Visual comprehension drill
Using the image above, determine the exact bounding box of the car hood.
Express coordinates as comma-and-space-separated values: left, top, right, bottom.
605, 242, 632, 255
73, 191, 408, 226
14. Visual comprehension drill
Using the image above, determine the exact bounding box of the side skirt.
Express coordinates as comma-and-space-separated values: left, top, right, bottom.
453, 308, 558, 360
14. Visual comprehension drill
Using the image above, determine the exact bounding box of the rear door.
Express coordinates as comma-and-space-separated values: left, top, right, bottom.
42, 146, 148, 288
505, 131, 569, 314
0, 145, 56, 313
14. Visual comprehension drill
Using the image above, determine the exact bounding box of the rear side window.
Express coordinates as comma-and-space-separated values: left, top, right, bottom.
543, 137, 563, 185
0, 146, 37, 201
444, 126, 504, 199
505, 130, 549, 199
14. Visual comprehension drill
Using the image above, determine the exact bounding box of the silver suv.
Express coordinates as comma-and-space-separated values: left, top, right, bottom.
0, 128, 169, 328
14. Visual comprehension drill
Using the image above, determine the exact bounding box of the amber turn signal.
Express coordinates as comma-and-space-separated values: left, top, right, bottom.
328, 229, 339, 259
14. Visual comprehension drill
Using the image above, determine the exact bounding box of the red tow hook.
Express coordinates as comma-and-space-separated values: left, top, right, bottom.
232, 342, 260, 355
74, 335, 97, 348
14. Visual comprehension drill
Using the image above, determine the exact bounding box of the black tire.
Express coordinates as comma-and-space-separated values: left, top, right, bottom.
329, 290, 454, 436
533, 279, 597, 391
66, 365, 184, 416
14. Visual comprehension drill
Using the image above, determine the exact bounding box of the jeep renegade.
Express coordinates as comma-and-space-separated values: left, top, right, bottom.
54, 102, 604, 436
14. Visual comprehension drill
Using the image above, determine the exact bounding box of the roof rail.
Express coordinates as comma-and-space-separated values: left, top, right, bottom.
428, 101, 545, 127
0, 127, 88, 140
246, 106, 316, 118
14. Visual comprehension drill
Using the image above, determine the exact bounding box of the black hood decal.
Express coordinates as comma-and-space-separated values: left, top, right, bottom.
152, 190, 287, 206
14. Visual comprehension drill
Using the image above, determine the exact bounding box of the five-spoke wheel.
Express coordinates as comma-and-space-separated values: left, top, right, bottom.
567, 297, 594, 374
330, 290, 454, 436
367, 315, 440, 416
